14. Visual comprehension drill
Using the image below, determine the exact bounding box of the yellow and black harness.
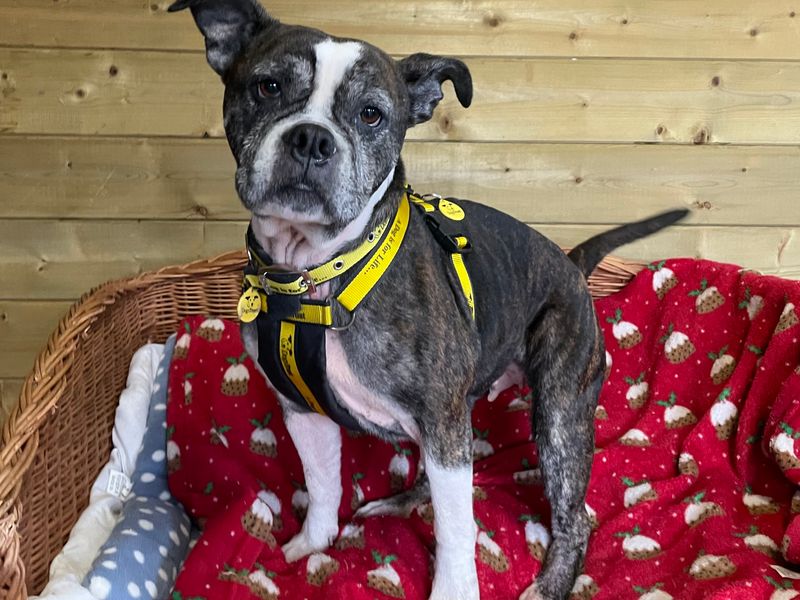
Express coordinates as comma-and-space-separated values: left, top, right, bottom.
238, 186, 474, 431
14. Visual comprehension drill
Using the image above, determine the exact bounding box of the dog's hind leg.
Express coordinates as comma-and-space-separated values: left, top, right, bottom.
520, 304, 602, 600
281, 408, 343, 562
355, 472, 430, 519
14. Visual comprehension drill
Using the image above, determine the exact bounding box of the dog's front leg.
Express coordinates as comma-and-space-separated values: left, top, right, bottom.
424, 421, 479, 600
281, 409, 342, 562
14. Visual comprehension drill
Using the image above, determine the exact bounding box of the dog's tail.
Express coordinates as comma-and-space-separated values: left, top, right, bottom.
567, 209, 689, 278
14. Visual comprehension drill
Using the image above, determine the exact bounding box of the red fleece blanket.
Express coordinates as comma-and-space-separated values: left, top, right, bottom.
168, 259, 800, 600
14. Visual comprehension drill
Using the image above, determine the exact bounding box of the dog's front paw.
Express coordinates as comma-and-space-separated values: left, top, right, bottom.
429, 566, 479, 600
282, 525, 337, 563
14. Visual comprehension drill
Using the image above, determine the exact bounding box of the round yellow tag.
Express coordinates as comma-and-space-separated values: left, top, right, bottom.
238, 287, 262, 323
438, 199, 465, 221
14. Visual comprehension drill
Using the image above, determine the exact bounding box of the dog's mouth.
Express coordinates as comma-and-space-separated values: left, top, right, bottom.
247, 176, 334, 224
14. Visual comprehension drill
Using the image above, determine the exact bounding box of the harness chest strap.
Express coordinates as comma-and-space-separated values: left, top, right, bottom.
237, 189, 475, 429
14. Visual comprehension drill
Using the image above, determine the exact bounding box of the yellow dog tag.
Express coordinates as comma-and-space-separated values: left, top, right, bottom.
238, 287, 262, 323
438, 199, 465, 221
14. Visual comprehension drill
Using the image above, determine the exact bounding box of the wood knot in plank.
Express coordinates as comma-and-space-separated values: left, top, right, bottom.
693, 200, 713, 210
483, 13, 502, 28
692, 127, 711, 145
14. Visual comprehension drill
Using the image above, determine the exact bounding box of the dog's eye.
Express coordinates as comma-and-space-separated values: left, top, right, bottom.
360, 106, 382, 126
256, 79, 281, 99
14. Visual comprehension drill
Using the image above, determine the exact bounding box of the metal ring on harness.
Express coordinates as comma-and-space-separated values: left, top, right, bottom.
329, 298, 356, 331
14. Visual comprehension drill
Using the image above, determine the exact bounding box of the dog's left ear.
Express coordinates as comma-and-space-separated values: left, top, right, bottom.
168, 0, 276, 77
397, 53, 473, 126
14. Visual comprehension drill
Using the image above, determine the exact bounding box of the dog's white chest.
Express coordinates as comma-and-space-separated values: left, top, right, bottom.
324, 332, 420, 441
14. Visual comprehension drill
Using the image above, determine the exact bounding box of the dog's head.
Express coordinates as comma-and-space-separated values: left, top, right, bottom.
170, 0, 472, 237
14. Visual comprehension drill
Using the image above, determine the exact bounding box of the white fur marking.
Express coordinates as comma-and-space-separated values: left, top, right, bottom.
488, 362, 525, 402
281, 411, 342, 562
307, 40, 363, 119
426, 456, 479, 600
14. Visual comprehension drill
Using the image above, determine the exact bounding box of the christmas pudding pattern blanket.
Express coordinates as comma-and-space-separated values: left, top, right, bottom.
167, 258, 800, 600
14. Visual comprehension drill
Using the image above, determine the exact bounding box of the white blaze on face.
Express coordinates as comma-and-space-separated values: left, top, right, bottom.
306, 40, 363, 119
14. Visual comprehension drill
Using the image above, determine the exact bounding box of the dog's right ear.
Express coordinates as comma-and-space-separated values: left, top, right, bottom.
168, 0, 275, 77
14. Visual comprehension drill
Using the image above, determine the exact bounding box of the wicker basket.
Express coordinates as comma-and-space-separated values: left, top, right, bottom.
0, 249, 644, 599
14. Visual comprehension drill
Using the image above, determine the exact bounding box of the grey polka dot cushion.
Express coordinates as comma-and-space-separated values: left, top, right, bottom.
83, 335, 194, 599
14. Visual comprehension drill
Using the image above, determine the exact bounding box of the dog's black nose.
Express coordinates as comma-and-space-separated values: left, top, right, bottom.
283, 124, 337, 165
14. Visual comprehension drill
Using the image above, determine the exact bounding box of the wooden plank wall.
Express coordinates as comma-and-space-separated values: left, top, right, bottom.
2, 1, 800, 423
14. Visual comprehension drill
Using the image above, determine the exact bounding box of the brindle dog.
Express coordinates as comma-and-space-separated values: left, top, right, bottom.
170, 1, 688, 597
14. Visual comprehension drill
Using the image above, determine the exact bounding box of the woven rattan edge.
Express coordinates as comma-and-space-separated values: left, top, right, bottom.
0, 249, 644, 599
0, 250, 247, 599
